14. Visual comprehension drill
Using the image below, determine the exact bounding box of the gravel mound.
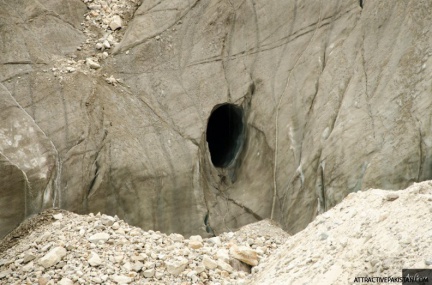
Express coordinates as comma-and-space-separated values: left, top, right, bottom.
251, 181, 432, 285
2, 182, 431, 285
0, 213, 287, 285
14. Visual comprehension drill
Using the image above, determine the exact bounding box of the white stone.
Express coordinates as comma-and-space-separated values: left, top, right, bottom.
88, 252, 102, 267
53, 213, 63, 220
103, 40, 111, 49
143, 268, 155, 278
112, 275, 132, 284
165, 257, 188, 275
208, 236, 221, 245
188, 240, 203, 249
58, 278, 74, 285
202, 255, 218, 269
189, 235, 203, 242
95, 42, 104, 50
170, 233, 184, 241
88, 232, 110, 243
195, 264, 206, 274
132, 261, 144, 272
216, 249, 230, 263
109, 15, 122, 30
111, 222, 120, 230
39, 247, 67, 268
100, 215, 116, 226
85, 58, 101, 69
122, 261, 132, 271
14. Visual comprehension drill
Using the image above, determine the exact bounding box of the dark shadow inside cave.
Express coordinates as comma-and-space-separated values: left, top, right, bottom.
206, 104, 244, 168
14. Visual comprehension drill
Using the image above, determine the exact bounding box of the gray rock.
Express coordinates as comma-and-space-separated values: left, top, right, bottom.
109, 15, 122, 30
85, 58, 101, 69
88, 233, 110, 243
39, 247, 67, 268
23, 253, 36, 263
100, 215, 116, 226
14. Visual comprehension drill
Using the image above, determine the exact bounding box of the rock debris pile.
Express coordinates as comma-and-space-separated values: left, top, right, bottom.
0, 213, 287, 285
251, 181, 432, 285
2, 181, 432, 285
50, 0, 139, 81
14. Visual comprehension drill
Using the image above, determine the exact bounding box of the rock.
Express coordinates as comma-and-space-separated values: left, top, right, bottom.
188, 240, 203, 249
23, 253, 36, 263
155, 271, 164, 279
217, 260, 233, 273
53, 213, 63, 220
195, 264, 206, 274
208, 237, 221, 245
0, 269, 10, 279
230, 245, 258, 266
165, 257, 188, 275
216, 249, 230, 263
38, 276, 49, 285
109, 15, 122, 30
170, 233, 184, 242
202, 255, 218, 269
100, 215, 116, 226
385, 193, 400, 201
88, 232, 110, 243
230, 258, 251, 273
190, 235, 203, 242
103, 40, 111, 49
112, 222, 120, 230
85, 58, 101, 69
112, 275, 132, 284
189, 235, 203, 249
58, 278, 74, 285
22, 261, 34, 272
39, 247, 67, 268
319, 232, 329, 240
95, 42, 104, 50
143, 268, 155, 278
88, 251, 102, 266
132, 261, 144, 272
105, 75, 117, 85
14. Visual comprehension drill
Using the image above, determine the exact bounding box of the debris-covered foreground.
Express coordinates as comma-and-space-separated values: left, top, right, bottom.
1, 181, 432, 285
251, 181, 432, 285
0, 212, 288, 285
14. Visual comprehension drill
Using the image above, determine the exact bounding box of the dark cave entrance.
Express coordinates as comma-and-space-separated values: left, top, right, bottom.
206, 104, 244, 168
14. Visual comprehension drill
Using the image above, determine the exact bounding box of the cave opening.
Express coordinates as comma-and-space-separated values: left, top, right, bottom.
206, 104, 244, 168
